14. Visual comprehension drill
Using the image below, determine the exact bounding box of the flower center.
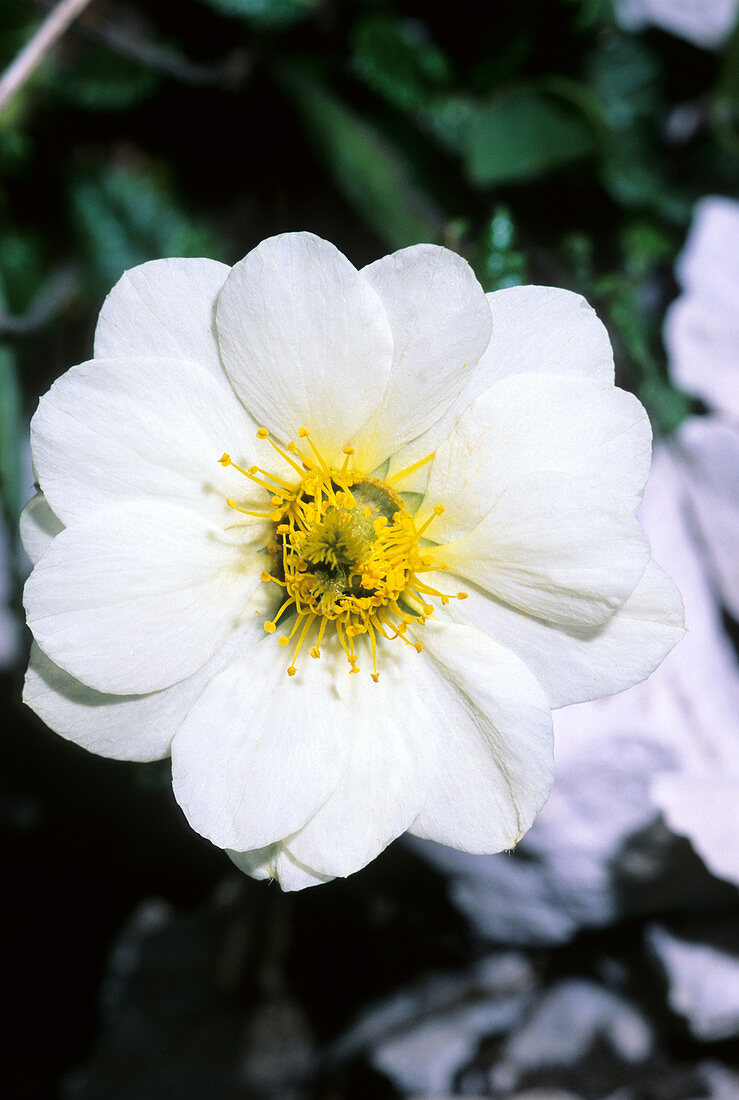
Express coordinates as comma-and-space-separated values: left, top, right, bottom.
220, 428, 466, 680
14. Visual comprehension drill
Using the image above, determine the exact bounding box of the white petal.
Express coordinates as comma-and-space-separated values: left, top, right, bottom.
652, 774, 739, 887
283, 637, 437, 879
24, 500, 263, 695
24, 630, 244, 762
170, 636, 355, 851
227, 845, 335, 890
476, 285, 615, 387
665, 196, 739, 419
677, 417, 739, 619
666, 295, 739, 420
438, 473, 650, 628
353, 245, 492, 469
423, 372, 651, 543
93, 257, 230, 375
409, 620, 554, 853
675, 195, 739, 297
386, 285, 617, 494
31, 357, 262, 528
615, 0, 739, 48
215, 232, 393, 460
448, 559, 685, 708
19, 492, 63, 566
24, 642, 172, 760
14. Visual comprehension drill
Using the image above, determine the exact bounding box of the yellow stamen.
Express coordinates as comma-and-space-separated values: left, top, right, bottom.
415, 504, 445, 538
220, 428, 457, 679
256, 428, 305, 475
287, 614, 315, 677
227, 498, 282, 521
299, 427, 332, 475
386, 450, 435, 484
309, 615, 329, 659
340, 445, 355, 479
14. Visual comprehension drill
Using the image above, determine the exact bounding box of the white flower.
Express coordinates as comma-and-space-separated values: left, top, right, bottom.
413, 440, 737, 941
665, 196, 739, 618
665, 196, 739, 420
614, 0, 739, 48
22, 232, 683, 890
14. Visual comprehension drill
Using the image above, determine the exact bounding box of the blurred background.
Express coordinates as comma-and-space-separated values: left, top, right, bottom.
1, 1, 738, 1097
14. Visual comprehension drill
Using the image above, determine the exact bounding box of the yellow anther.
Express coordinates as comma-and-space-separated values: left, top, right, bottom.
415, 505, 446, 538
219, 425, 455, 681
340, 446, 355, 478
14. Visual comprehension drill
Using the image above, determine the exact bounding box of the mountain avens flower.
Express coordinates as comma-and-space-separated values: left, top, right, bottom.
22, 232, 684, 889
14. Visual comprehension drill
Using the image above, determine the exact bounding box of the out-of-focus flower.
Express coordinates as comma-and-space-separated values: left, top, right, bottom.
676, 417, 739, 621
22, 232, 682, 889
615, 0, 739, 48
335, 954, 537, 1096
648, 925, 739, 1041
664, 197, 739, 626
413, 441, 738, 936
649, 196, 739, 883
665, 196, 739, 420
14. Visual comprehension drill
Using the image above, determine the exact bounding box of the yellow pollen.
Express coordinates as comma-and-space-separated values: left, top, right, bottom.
220, 428, 465, 679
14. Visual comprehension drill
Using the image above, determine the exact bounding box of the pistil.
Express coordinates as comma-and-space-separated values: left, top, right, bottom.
222, 428, 466, 679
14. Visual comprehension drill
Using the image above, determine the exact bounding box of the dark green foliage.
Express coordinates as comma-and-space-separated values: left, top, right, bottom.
276, 63, 446, 249
466, 87, 596, 185
45, 45, 161, 113
68, 164, 226, 293
193, 0, 319, 28
476, 205, 529, 291
351, 14, 454, 114
2, 0, 738, 531
0, 344, 23, 526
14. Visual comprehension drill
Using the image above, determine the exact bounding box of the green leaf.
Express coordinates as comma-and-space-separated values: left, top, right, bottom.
474, 206, 528, 291
352, 14, 453, 114
0, 344, 23, 522
601, 133, 690, 222
585, 35, 690, 221
46, 44, 160, 112
351, 14, 479, 158
587, 34, 661, 131
193, 0, 318, 29
0, 231, 45, 316
275, 64, 446, 249
560, 0, 615, 31
68, 165, 226, 293
466, 88, 596, 186
0, 126, 32, 176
